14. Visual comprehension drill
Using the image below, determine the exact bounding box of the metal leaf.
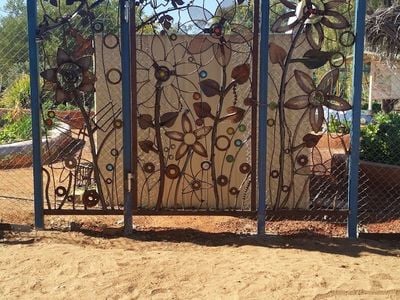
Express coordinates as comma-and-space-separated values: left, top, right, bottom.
231, 64, 250, 85
193, 102, 214, 119
221, 106, 246, 123
200, 79, 220, 97
138, 114, 154, 129
269, 43, 287, 65
303, 133, 322, 148
139, 140, 157, 153
160, 112, 179, 128
291, 49, 333, 69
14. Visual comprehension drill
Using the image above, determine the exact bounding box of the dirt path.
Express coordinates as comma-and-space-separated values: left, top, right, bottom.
1, 229, 399, 299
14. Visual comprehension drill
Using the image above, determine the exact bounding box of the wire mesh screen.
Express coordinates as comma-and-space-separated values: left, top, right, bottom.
36, 1, 124, 212
266, 0, 355, 221
357, 11, 400, 232
0, 1, 35, 224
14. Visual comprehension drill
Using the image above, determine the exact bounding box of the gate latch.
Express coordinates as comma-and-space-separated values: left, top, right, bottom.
124, 1, 130, 23
127, 172, 133, 193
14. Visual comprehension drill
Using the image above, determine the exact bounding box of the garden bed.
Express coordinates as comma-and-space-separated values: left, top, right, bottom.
0, 122, 72, 169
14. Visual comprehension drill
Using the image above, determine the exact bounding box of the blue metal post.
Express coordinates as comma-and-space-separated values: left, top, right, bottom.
347, 0, 367, 239
27, 0, 44, 229
120, 0, 133, 235
257, 0, 270, 235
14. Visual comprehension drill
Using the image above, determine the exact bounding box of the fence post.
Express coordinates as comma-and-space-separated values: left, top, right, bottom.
27, 0, 44, 229
257, 0, 270, 235
347, 0, 367, 239
121, 0, 133, 235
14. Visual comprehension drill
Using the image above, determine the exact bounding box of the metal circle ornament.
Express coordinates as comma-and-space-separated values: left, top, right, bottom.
106, 68, 122, 85
82, 190, 100, 207
55, 186, 67, 197
113, 119, 123, 129
201, 161, 211, 171
92, 21, 104, 33
217, 175, 229, 186
229, 187, 239, 195
166, 164, 180, 179
339, 31, 355, 47
239, 163, 251, 174
143, 162, 155, 174
64, 157, 77, 169
216, 136, 231, 151
103, 33, 119, 49
329, 52, 345, 68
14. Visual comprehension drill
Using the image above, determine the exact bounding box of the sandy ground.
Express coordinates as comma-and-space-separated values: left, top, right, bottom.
1, 219, 400, 300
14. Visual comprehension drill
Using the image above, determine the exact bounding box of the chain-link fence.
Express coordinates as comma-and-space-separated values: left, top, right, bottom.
0, 1, 34, 225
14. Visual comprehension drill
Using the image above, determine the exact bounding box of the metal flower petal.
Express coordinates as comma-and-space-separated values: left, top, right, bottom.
284, 95, 310, 110
192, 141, 208, 158
325, 95, 352, 111
294, 70, 316, 94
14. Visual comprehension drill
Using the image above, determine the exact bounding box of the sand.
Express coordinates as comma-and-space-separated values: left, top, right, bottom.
1, 224, 400, 300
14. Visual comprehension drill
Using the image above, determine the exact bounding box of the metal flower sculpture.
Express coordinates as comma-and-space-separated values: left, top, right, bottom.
165, 111, 212, 160
41, 48, 95, 104
272, 0, 350, 49
284, 68, 351, 132
186, 1, 253, 64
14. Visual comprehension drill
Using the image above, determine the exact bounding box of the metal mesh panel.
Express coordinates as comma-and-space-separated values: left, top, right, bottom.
0, 2, 34, 224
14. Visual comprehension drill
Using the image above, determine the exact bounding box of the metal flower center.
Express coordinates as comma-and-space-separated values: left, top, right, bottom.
154, 66, 171, 82
184, 133, 196, 145
191, 180, 202, 191
303, 1, 324, 24
210, 23, 224, 38
309, 90, 325, 106
57, 63, 83, 92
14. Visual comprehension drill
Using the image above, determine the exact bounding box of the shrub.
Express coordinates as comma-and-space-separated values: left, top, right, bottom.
1, 73, 30, 109
0, 112, 32, 144
327, 115, 351, 134
360, 112, 400, 165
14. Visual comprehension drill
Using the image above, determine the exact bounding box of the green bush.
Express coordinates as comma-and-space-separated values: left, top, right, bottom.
327, 115, 351, 134
0, 113, 32, 144
360, 113, 400, 165
361, 101, 381, 114
1, 73, 30, 109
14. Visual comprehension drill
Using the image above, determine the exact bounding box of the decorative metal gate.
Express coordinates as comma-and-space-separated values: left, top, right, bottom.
131, 0, 259, 212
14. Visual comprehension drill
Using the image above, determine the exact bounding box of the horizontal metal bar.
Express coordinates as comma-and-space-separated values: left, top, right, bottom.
43, 209, 348, 219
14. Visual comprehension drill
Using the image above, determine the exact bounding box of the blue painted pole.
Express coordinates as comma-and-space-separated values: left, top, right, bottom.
257, 0, 270, 235
120, 0, 133, 235
27, 0, 44, 229
347, 0, 367, 239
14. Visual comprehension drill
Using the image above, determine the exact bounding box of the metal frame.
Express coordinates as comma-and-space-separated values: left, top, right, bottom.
27, 0, 44, 229
121, 0, 133, 235
257, 0, 270, 235
25, 0, 368, 238
347, 0, 367, 239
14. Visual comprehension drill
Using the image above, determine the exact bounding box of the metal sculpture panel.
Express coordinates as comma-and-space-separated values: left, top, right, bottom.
38, 0, 124, 211
267, 0, 355, 213
134, 0, 258, 211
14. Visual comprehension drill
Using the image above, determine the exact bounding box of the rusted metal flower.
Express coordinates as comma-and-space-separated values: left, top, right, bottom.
272, 0, 350, 49
284, 68, 351, 132
185, 1, 253, 64
136, 38, 198, 108
41, 48, 95, 104
165, 111, 212, 160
